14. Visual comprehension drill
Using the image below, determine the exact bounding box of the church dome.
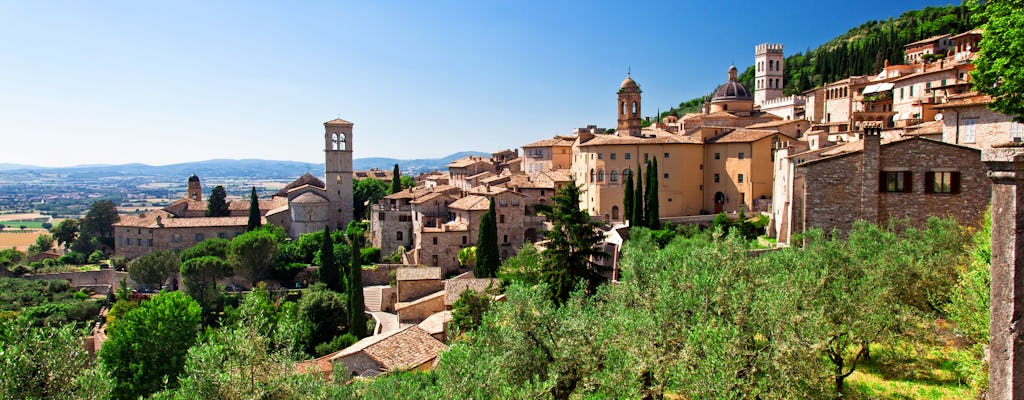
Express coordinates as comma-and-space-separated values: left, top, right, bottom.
711, 65, 751, 103
619, 75, 640, 92
188, 174, 200, 183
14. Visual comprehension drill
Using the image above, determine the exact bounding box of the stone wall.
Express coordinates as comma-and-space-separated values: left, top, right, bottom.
396, 292, 445, 323
941, 104, 1019, 151
25, 270, 132, 293
397, 278, 443, 303
362, 264, 401, 286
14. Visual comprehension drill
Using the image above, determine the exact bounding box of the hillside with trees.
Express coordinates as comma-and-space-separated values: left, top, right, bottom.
669, 4, 977, 117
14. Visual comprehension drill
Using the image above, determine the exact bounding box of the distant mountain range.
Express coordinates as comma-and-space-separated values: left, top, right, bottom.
0, 151, 490, 181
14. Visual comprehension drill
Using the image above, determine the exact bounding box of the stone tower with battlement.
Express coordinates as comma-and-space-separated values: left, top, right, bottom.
755, 43, 784, 107
617, 74, 642, 137
324, 118, 354, 230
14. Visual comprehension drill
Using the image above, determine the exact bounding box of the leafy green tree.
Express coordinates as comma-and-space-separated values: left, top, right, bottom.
644, 158, 659, 229
623, 168, 633, 224
318, 226, 341, 291
180, 256, 230, 325
632, 164, 644, 227
296, 284, 347, 355
538, 183, 609, 305
100, 291, 202, 400
0, 317, 112, 399
475, 198, 500, 278
81, 199, 119, 243
180, 238, 230, 262
206, 185, 230, 217
246, 186, 261, 231
353, 178, 388, 220
50, 218, 79, 249
227, 228, 278, 285
970, 0, 1024, 121
449, 288, 491, 335
457, 246, 476, 268
498, 242, 544, 285
128, 250, 180, 289
348, 229, 368, 338
390, 164, 402, 194
0, 248, 24, 270
27, 233, 54, 255
400, 175, 416, 190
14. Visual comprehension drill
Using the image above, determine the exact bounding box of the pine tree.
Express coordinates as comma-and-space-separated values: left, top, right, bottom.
623, 169, 634, 225
632, 164, 644, 228
246, 187, 261, 231
390, 164, 402, 195
205, 186, 229, 217
347, 229, 368, 338
645, 158, 660, 229
474, 198, 500, 278
319, 227, 341, 292
538, 183, 609, 305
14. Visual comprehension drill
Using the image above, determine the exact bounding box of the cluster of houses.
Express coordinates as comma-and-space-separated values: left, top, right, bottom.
100, 28, 1017, 380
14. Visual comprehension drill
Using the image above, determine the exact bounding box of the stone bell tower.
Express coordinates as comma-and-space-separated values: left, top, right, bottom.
617, 74, 643, 137
324, 118, 354, 230
187, 174, 202, 201
755, 43, 785, 107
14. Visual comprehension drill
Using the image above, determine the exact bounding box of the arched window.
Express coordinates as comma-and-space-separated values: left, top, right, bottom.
597, 169, 604, 182
590, 169, 595, 183
610, 170, 618, 182
333, 133, 347, 150
612, 206, 620, 220
620, 101, 625, 115
632, 101, 638, 115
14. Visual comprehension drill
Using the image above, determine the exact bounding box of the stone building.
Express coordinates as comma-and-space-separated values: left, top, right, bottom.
447, 156, 495, 190
788, 129, 988, 240
114, 118, 355, 258
369, 185, 461, 257
328, 326, 446, 378
754, 43, 785, 107
904, 33, 954, 64
935, 92, 1024, 151
521, 136, 575, 176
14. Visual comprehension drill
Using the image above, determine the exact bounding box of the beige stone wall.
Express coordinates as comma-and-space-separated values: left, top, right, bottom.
115, 224, 245, 259
397, 279, 443, 303
370, 204, 412, 257
704, 138, 776, 213
892, 69, 957, 125
941, 104, 1019, 151
573, 143, 704, 221
397, 292, 445, 323
416, 230, 467, 274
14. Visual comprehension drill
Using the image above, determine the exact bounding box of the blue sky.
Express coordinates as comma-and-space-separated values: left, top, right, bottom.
0, 1, 955, 167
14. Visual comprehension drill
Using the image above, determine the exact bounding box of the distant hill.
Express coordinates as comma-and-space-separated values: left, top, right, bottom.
0, 152, 490, 181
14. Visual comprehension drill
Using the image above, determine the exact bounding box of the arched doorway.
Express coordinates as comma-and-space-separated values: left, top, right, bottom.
611, 206, 620, 221
525, 228, 538, 243
714, 192, 726, 214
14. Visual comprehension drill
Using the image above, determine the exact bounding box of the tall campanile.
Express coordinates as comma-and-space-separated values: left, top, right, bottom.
324, 118, 354, 230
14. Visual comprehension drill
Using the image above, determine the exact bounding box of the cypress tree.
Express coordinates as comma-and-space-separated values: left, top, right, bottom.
348, 229, 368, 338
623, 169, 634, 225
645, 158, 660, 229
246, 187, 261, 231
632, 164, 644, 228
319, 226, 341, 292
390, 164, 402, 194
474, 198, 499, 278
205, 186, 229, 217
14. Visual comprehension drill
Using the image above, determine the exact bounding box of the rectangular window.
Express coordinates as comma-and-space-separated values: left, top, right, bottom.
195, 233, 204, 242
512, 198, 520, 206
625, 153, 631, 160
433, 237, 438, 245
714, 173, 720, 183
217, 232, 227, 239
499, 214, 505, 224
714, 152, 721, 160
664, 152, 669, 159
462, 236, 467, 245
900, 87, 904, 99
881, 171, 913, 193
147, 239, 153, 247
740, 193, 745, 204
610, 153, 616, 160
644, 153, 649, 162
503, 235, 508, 244
663, 173, 669, 179
739, 152, 745, 160
125, 238, 131, 246
137, 239, 142, 246
738, 174, 744, 183
499, 199, 508, 207
963, 118, 977, 143
597, 153, 603, 160
1012, 122, 1023, 142
910, 85, 914, 96
926, 171, 960, 194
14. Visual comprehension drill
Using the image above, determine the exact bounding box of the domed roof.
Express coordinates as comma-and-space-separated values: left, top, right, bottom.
711, 66, 751, 103
619, 75, 640, 93
291, 191, 328, 204
275, 173, 326, 196
188, 174, 200, 183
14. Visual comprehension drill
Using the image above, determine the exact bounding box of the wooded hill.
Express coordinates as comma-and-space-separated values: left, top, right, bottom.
670, 4, 977, 117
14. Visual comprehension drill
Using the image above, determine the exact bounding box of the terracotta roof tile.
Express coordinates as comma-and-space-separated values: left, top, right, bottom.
445, 278, 499, 306
705, 129, 783, 144
448, 195, 490, 211
360, 326, 447, 371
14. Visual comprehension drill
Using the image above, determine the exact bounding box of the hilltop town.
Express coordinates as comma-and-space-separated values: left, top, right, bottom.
2, 4, 1022, 399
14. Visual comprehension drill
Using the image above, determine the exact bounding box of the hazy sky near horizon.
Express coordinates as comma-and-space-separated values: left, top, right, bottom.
1, 1, 955, 167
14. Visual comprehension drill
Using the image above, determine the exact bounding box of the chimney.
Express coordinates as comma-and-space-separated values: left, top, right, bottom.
155, 215, 164, 228
861, 126, 881, 223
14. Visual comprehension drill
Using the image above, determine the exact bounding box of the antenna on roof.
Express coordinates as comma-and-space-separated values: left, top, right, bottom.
628, 66, 631, 77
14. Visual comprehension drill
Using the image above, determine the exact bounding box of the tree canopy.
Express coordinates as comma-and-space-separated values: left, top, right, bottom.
206, 186, 230, 217
128, 250, 180, 289
246, 186, 261, 231
474, 198, 499, 278
227, 228, 278, 285
538, 183, 608, 305
970, 0, 1024, 121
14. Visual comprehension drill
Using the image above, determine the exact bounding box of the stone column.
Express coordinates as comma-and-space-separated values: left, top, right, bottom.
861, 127, 881, 223
984, 144, 1024, 399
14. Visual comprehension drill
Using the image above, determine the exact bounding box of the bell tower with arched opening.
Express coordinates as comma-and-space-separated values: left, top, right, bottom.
324, 118, 354, 230
617, 74, 642, 137
187, 174, 202, 201
754, 43, 784, 107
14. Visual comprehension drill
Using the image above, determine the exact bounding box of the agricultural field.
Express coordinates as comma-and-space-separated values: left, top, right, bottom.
0, 230, 48, 251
